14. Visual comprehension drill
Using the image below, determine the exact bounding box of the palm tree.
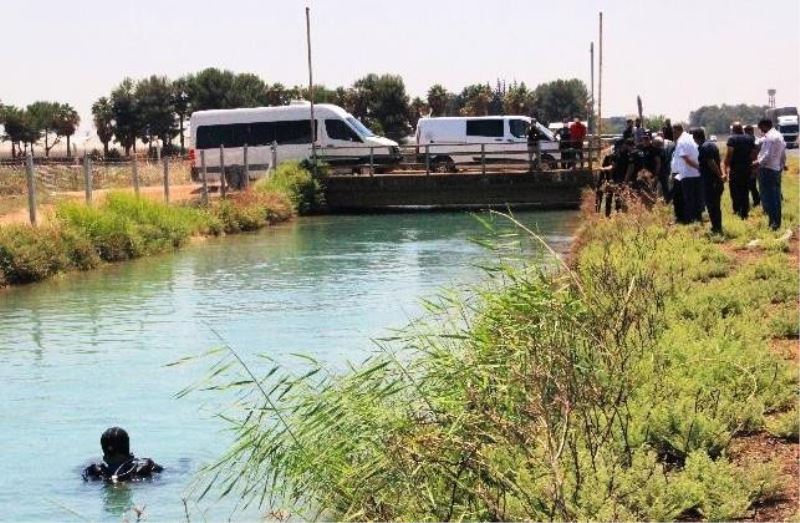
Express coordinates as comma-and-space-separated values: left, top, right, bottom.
54, 104, 80, 157
92, 97, 115, 156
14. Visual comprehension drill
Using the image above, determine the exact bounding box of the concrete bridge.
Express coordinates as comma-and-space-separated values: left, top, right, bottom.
322, 169, 595, 212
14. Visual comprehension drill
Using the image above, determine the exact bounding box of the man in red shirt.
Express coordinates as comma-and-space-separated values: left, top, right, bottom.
569, 118, 587, 167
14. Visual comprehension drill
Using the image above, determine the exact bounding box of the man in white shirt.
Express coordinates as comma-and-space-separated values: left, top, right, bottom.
754, 118, 787, 230
670, 123, 703, 223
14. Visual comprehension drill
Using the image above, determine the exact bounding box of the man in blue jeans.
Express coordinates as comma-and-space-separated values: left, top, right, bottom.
754, 118, 787, 231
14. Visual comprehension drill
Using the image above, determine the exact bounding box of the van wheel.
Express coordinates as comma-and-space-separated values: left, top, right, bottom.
431, 156, 456, 173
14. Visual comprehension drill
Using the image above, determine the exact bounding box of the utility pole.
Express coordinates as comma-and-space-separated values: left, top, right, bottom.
306, 6, 317, 175
590, 41, 595, 134
597, 12, 603, 144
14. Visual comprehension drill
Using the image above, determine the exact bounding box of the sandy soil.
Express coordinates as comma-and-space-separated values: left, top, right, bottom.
0, 184, 209, 226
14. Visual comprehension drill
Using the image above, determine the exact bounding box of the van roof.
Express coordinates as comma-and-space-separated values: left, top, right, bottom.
190, 103, 349, 122
418, 115, 531, 122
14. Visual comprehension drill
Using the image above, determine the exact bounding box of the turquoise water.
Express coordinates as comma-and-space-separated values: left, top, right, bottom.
0, 211, 574, 521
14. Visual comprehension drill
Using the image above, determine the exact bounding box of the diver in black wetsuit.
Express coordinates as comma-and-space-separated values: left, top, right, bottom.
82, 427, 163, 483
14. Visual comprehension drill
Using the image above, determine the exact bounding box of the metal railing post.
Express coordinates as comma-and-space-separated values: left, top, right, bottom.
131, 155, 140, 197
219, 144, 227, 198
425, 145, 430, 175
271, 141, 278, 177
481, 143, 486, 176
163, 157, 170, 203
243, 143, 249, 190
83, 154, 92, 204
25, 153, 37, 225
369, 146, 374, 177
200, 150, 209, 205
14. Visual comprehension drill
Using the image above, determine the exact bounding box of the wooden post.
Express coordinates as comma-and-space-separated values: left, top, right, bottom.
25, 153, 37, 225
200, 150, 209, 205
219, 144, 227, 198
369, 146, 374, 176
481, 143, 486, 176
271, 141, 278, 177
163, 157, 170, 203
425, 145, 430, 175
243, 143, 250, 190
535, 141, 541, 170
598, 12, 603, 151
83, 155, 92, 204
131, 155, 140, 197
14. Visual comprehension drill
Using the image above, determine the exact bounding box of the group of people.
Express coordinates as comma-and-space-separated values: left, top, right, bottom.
597, 117, 788, 233
557, 118, 588, 168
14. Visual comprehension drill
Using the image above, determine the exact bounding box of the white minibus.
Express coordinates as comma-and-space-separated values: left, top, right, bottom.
414, 116, 560, 171
190, 102, 400, 181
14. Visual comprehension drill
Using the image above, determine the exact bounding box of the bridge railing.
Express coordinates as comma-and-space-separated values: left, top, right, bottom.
316, 140, 603, 177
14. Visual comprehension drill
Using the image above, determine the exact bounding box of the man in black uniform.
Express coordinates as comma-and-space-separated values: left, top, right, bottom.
631, 133, 661, 201
83, 427, 163, 483
693, 128, 724, 234
724, 122, 757, 219
744, 125, 761, 207
596, 139, 632, 216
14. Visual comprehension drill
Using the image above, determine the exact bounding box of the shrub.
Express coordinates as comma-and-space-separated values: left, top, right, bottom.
767, 407, 800, 441
209, 191, 292, 234
254, 161, 324, 214
0, 225, 71, 284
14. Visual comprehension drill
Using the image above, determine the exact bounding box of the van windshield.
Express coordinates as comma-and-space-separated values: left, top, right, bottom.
346, 116, 376, 137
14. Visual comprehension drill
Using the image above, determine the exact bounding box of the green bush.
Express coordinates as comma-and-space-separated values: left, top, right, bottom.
0, 225, 71, 284
254, 161, 324, 215
767, 406, 800, 441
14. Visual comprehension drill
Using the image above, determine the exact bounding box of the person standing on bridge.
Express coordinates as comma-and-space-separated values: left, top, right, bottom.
570, 118, 587, 168
724, 122, 756, 219
753, 118, 787, 231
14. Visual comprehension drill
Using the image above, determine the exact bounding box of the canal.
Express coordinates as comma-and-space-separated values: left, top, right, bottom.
0, 210, 575, 521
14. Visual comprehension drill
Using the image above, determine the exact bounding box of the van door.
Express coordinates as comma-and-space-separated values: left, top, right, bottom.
465, 119, 506, 164
274, 120, 315, 164
322, 118, 363, 166
507, 119, 531, 164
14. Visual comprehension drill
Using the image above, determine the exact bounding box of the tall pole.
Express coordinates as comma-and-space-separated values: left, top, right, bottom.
597, 12, 603, 145
306, 6, 317, 175
590, 41, 595, 135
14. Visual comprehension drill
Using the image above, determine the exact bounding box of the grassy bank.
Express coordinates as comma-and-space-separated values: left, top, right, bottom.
0, 161, 329, 287
0, 190, 293, 287
186, 169, 798, 520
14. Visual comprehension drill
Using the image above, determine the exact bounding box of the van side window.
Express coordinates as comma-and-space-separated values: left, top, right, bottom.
275, 120, 317, 145
325, 119, 362, 142
509, 120, 530, 138
195, 124, 249, 148
250, 122, 276, 145
466, 119, 504, 137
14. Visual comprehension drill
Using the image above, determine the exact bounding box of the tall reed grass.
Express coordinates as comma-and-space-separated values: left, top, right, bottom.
182, 174, 799, 521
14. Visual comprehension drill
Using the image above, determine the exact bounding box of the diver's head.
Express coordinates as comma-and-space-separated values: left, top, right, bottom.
101, 427, 130, 462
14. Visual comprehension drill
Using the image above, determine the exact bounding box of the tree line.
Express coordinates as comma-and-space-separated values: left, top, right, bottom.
689, 104, 769, 134
0, 101, 80, 158
1, 69, 592, 158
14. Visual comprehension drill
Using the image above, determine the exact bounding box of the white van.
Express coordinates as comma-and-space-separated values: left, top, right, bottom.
414, 116, 560, 171
189, 103, 400, 180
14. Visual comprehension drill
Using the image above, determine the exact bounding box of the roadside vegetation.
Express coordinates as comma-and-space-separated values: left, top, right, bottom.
184, 168, 798, 520
0, 188, 295, 287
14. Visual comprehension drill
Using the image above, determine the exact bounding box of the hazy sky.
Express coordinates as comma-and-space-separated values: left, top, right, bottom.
2, 0, 798, 135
